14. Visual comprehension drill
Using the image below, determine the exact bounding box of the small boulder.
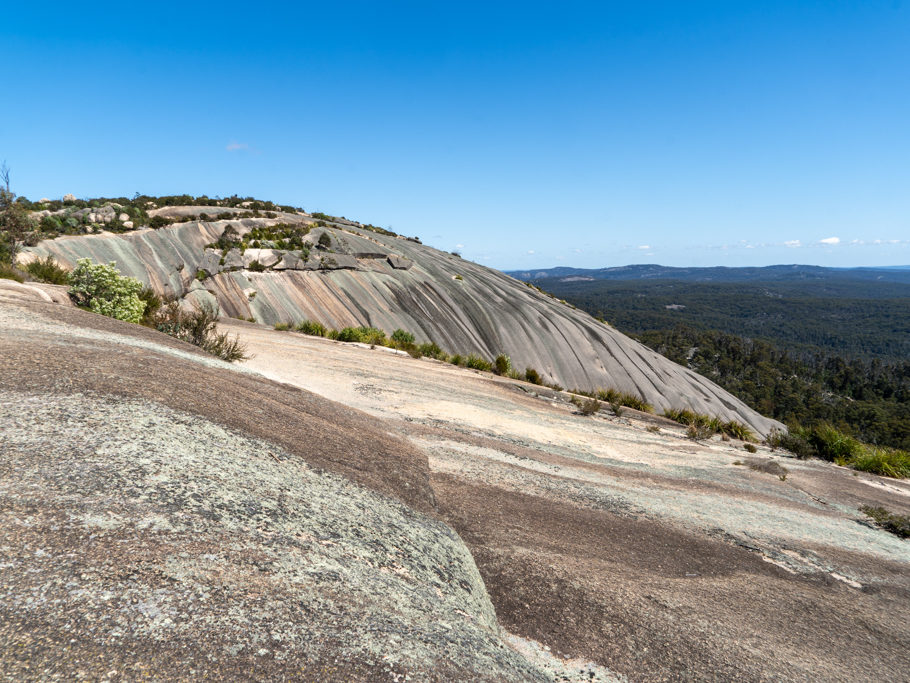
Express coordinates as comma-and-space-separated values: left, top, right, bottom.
223, 248, 244, 269
199, 249, 222, 276
243, 248, 281, 269
118, 213, 129, 222
387, 255, 413, 270
123, 221, 134, 229
63, 193, 76, 202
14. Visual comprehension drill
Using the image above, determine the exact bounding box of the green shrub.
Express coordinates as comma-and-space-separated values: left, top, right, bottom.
767, 427, 816, 458
336, 327, 362, 342
154, 300, 248, 362
296, 319, 328, 337
808, 424, 863, 462
318, 232, 332, 248
860, 506, 910, 538
744, 443, 758, 453
722, 421, 756, 442
597, 388, 653, 413
571, 396, 601, 416
137, 287, 163, 327
149, 215, 171, 229
418, 341, 447, 360
25, 256, 70, 285
850, 447, 910, 478
247, 260, 266, 272
391, 329, 415, 345
524, 367, 542, 385
68, 259, 146, 323
0, 262, 25, 282
450, 354, 464, 366
274, 322, 291, 331
493, 354, 512, 376
464, 354, 492, 372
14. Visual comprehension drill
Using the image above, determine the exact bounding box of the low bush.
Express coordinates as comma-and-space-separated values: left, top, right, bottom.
418, 341, 447, 360
68, 259, 146, 323
524, 367, 542, 385
154, 300, 248, 362
0, 262, 25, 282
808, 423, 863, 462
595, 388, 654, 413
296, 319, 328, 337
137, 287, 162, 326
745, 458, 788, 481
274, 322, 291, 331
860, 505, 910, 538
25, 256, 70, 285
391, 329, 415, 345
493, 354, 512, 376
743, 443, 758, 453
464, 354, 492, 372
571, 395, 601, 416
850, 447, 910, 479
450, 354, 465, 366
722, 421, 756, 442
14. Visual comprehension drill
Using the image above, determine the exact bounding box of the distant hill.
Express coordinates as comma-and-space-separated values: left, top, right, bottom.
507, 263, 910, 286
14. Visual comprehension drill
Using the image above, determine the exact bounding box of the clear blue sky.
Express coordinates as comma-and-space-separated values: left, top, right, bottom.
2, 1, 908, 269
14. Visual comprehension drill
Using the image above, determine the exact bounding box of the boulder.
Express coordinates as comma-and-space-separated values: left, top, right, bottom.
118, 213, 129, 222
62, 193, 76, 202
223, 248, 244, 269
243, 249, 281, 269
199, 249, 222, 276
387, 255, 413, 270
123, 221, 134, 229
273, 252, 303, 271
318, 254, 359, 270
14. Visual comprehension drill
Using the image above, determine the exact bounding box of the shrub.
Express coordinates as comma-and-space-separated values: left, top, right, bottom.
524, 367, 542, 385
296, 319, 328, 337
686, 424, 713, 441
464, 354, 492, 372
850, 447, 910, 478
860, 506, 910, 538
149, 215, 171, 229
571, 396, 601, 416
808, 424, 863, 463
744, 443, 758, 453
336, 327, 363, 342
0, 262, 25, 282
154, 300, 248, 362
597, 388, 653, 413
137, 287, 162, 326
493, 354, 512, 376
247, 260, 266, 272
25, 256, 70, 285
69, 259, 146, 323
723, 421, 756, 442
391, 329, 415, 345
318, 232, 332, 248
418, 341, 447, 360
450, 354, 465, 366
766, 427, 816, 459
274, 322, 291, 331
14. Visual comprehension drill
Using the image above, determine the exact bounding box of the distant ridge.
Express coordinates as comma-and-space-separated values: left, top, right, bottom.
507, 263, 910, 284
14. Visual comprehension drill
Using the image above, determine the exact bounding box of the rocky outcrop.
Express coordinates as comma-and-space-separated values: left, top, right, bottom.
0, 299, 552, 681
22, 207, 782, 435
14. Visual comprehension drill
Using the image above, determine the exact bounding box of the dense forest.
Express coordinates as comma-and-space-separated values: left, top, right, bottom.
528, 278, 910, 451
534, 278, 910, 362
635, 325, 910, 451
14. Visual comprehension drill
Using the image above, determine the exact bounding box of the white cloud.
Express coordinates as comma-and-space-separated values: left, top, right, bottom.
819, 236, 840, 245
455, 244, 464, 249
226, 141, 249, 151
637, 245, 650, 250
784, 240, 801, 248
527, 250, 535, 255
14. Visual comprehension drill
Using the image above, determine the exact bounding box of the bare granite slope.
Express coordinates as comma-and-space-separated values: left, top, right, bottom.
22, 209, 781, 436
0, 296, 579, 682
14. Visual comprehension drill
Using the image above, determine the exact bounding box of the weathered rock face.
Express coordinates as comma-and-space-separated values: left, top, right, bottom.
22, 209, 782, 435
0, 299, 552, 682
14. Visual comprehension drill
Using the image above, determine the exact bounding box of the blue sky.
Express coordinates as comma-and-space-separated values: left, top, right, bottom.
2, 1, 908, 269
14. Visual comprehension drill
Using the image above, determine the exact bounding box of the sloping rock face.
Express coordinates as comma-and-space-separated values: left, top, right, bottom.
0, 298, 554, 681
22, 209, 781, 435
